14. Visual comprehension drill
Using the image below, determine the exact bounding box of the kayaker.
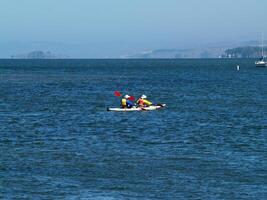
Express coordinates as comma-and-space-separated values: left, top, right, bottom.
121, 95, 134, 108
137, 95, 152, 107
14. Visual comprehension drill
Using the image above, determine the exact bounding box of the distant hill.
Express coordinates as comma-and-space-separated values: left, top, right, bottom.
6, 40, 265, 59
221, 46, 266, 58
11, 51, 68, 59
123, 40, 265, 59
125, 48, 225, 59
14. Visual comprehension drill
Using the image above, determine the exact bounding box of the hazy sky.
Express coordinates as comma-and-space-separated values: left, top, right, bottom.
0, 0, 266, 57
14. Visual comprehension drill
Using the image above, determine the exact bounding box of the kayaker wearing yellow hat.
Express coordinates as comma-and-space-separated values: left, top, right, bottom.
137, 95, 152, 107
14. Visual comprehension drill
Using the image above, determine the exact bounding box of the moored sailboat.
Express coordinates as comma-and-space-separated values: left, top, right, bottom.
255, 34, 267, 67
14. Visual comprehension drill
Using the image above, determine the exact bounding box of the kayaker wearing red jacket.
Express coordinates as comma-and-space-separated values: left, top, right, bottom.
137, 95, 152, 107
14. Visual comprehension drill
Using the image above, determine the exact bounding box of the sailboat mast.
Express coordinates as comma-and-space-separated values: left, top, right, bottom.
262, 33, 264, 57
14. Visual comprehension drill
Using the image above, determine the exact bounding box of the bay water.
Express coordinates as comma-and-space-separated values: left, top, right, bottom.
0, 59, 266, 199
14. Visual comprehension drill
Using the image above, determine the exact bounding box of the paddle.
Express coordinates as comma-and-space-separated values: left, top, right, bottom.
114, 91, 135, 101
128, 96, 135, 101
114, 91, 122, 97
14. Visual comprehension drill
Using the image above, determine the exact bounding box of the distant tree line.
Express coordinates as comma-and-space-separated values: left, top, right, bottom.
222, 46, 267, 58
11, 51, 59, 59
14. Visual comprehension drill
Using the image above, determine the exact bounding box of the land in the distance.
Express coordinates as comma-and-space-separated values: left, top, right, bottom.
8, 40, 266, 59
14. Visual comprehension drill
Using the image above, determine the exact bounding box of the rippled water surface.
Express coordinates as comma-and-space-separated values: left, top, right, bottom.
0, 59, 266, 199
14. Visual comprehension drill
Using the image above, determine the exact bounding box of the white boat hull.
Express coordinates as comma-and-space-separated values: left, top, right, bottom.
255, 63, 267, 67
255, 60, 267, 67
107, 104, 166, 112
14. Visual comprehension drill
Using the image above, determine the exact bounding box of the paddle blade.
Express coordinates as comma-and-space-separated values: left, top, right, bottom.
114, 91, 122, 97
129, 96, 135, 101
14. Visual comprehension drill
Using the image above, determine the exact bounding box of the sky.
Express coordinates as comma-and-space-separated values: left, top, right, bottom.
0, 0, 266, 58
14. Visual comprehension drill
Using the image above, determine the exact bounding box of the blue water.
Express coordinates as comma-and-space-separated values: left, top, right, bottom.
0, 59, 266, 199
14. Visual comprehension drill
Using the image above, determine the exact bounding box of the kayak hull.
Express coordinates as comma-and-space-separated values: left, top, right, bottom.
107, 104, 166, 112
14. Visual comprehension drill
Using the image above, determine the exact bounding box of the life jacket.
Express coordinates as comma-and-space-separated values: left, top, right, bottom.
137, 98, 144, 106
143, 99, 152, 106
121, 98, 127, 107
